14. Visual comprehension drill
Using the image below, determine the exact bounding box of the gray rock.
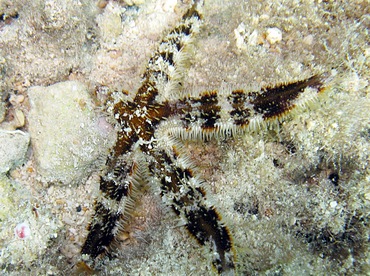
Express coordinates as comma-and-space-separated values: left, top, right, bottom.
0, 130, 30, 174
28, 81, 115, 185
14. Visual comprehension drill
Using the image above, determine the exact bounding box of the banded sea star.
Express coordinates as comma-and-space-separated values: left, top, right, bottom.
0, 0, 369, 274
79, 1, 327, 274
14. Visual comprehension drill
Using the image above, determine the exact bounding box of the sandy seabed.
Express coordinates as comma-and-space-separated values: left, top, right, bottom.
0, 0, 369, 275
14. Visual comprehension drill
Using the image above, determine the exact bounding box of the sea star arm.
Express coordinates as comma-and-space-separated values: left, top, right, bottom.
134, 1, 203, 105
145, 138, 235, 274
166, 75, 325, 140
80, 154, 140, 263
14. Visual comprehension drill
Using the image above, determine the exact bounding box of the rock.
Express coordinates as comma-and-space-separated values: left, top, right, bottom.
0, 130, 30, 174
1, 109, 26, 131
28, 81, 115, 185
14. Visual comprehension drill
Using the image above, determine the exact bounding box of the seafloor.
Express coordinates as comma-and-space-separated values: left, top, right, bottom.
0, 0, 369, 275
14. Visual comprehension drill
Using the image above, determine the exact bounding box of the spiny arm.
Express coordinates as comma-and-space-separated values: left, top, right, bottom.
145, 140, 235, 275
80, 157, 141, 265
168, 75, 326, 140
134, 1, 203, 105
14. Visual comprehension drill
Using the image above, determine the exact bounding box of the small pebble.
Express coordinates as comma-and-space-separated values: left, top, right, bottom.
13, 109, 25, 128
303, 34, 314, 45
266, 27, 282, 44
329, 201, 338, 209
9, 94, 25, 106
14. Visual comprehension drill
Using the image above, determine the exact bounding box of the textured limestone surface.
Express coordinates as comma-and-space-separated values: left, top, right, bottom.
0, 0, 368, 275
28, 81, 114, 184
0, 130, 29, 174
0, 175, 60, 269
